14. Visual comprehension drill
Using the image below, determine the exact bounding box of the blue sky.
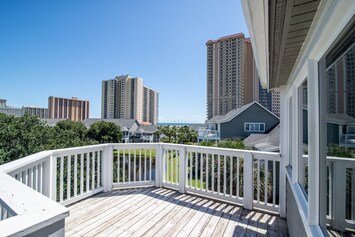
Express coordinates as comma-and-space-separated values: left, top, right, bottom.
0, 0, 248, 123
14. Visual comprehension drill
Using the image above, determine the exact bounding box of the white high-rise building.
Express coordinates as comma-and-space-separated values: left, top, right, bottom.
101, 75, 158, 124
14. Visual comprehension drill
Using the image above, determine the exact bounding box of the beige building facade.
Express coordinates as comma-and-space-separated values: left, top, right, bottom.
48, 96, 89, 121
102, 75, 158, 124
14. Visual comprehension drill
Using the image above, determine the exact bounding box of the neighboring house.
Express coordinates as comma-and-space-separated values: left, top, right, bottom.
42, 118, 157, 143
187, 123, 207, 131
198, 101, 279, 141
303, 111, 355, 148
129, 125, 158, 143
327, 114, 355, 148
244, 125, 280, 152
83, 118, 140, 143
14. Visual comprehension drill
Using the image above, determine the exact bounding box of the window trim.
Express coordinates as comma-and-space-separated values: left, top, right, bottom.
244, 122, 265, 132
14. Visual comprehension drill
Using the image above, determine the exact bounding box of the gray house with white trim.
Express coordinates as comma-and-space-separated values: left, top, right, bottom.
199, 101, 279, 141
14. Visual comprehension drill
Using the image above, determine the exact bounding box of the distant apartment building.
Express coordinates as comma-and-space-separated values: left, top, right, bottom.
0, 99, 49, 118
48, 96, 89, 121
101, 78, 118, 119
22, 106, 48, 119
0, 99, 6, 108
0, 99, 22, 117
143, 86, 159, 125
206, 34, 280, 119
101, 75, 159, 124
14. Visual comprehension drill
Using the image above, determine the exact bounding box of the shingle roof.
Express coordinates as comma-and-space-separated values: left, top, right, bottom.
139, 125, 158, 134
208, 101, 279, 124
243, 125, 280, 152
83, 118, 138, 130
41, 118, 68, 126
326, 113, 355, 125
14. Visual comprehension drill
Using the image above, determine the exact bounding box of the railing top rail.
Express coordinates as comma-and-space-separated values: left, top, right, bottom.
0, 150, 53, 173
0, 172, 69, 236
0, 143, 282, 174
303, 154, 355, 161
52, 143, 109, 154
0, 144, 110, 173
327, 156, 355, 161
170, 143, 280, 156
110, 143, 160, 149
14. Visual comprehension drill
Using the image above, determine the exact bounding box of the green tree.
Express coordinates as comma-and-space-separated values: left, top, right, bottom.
0, 114, 52, 164
87, 121, 122, 143
49, 120, 92, 149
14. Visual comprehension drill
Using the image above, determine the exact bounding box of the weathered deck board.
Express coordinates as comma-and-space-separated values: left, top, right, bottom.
65, 188, 288, 237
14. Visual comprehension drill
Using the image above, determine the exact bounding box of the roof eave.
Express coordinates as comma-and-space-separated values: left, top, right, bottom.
241, 0, 269, 90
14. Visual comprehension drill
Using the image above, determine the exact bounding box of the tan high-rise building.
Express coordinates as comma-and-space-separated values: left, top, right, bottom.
206, 33, 248, 119
206, 34, 280, 119
143, 86, 159, 125
101, 75, 158, 124
48, 96, 89, 121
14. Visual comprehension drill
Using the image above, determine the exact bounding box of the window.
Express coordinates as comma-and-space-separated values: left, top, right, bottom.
244, 122, 265, 132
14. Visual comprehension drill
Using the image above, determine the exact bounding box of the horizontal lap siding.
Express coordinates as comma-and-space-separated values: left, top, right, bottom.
220, 104, 279, 139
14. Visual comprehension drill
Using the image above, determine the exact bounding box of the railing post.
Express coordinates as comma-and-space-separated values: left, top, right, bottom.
243, 152, 253, 210
41, 155, 51, 197
179, 147, 186, 193
155, 144, 163, 188
103, 145, 113, 192
332, 160, 346, 231
49, 155, 57, 201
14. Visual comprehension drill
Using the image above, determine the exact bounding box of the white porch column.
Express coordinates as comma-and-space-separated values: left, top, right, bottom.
307, 58, 326, 226
103, 145, 113, 192
155, 144, 163, 188
49, 155, 57, 201
243, 152, 254, 210
291, 86, 299, 184
279, 86, 287, 218
178, 146, 186, 193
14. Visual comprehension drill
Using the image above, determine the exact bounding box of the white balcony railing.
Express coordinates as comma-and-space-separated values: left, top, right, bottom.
0, 143, 282, 236
198, 129, 220, 140
300, 154, 355, 231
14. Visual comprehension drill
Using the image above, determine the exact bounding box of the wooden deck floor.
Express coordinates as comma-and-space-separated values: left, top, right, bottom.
65, 187, 288, 237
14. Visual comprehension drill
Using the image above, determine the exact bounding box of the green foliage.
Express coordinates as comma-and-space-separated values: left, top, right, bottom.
158, 126, 197, 144
50, 120, 94, 149
0, 114, 51, 164
0, 114, 123, 165
199, 140, 216, 147
87, 121, 122, 143
217, 139, 246, 149
198, 138, 247, 150
327, 144, 354, 158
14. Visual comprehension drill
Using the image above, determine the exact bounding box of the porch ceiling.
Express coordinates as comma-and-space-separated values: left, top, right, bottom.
269, 0, 321, 88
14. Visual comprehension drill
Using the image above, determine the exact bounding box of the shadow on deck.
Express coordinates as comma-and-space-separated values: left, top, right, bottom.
65, 187, 288, 237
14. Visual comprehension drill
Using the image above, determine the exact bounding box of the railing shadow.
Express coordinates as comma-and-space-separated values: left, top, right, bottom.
85, 186, 286, 236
